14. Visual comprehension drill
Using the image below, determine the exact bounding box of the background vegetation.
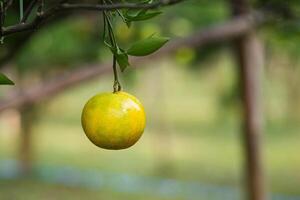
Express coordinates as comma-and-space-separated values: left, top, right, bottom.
0, 0, 300, 199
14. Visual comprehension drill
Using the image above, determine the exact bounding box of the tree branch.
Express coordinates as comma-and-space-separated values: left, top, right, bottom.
0, 12, 75, 70
2, 0, 184, 36
0, 13, 265, 112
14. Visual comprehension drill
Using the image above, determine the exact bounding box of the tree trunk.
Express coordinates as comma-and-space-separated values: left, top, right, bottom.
230, 0, 267, 200
19, 106, 36, 175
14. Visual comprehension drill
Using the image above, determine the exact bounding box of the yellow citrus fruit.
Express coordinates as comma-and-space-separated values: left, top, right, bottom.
81, 91, 146, 150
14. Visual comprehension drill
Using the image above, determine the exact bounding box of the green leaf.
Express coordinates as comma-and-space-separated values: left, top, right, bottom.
128, 11, 162, 21
125, 9, 142, 18
116, 9, 128, 25
125, 10, 162, 22
127, 36, 169, 56
0, 73, 15, 85
114, 49, 130, 72
111, 48, 130, 72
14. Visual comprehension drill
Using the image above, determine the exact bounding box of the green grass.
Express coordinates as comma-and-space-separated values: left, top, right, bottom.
0, 179, 180, 200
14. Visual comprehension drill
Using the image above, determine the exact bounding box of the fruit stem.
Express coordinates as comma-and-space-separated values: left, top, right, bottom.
113, 55, 121, 92
102, 1, 122, 93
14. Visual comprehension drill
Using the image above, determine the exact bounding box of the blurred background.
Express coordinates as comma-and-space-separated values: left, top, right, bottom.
0, 0, 300, 200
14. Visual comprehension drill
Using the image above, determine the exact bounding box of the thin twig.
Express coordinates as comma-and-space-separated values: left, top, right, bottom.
21, 0, 38, 23
4, 0, 14, 12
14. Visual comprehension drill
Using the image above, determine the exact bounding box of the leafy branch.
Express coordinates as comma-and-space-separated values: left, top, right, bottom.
0, 0, 180, 86
100, 0, 170, 92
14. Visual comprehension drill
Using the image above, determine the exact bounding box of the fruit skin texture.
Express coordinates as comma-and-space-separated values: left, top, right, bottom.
81, 91, 146, 150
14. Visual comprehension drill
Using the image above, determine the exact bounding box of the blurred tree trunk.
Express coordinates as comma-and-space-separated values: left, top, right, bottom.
230, 0, 267, 200
17, 74, 39, 176
19, 106, 36, 175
